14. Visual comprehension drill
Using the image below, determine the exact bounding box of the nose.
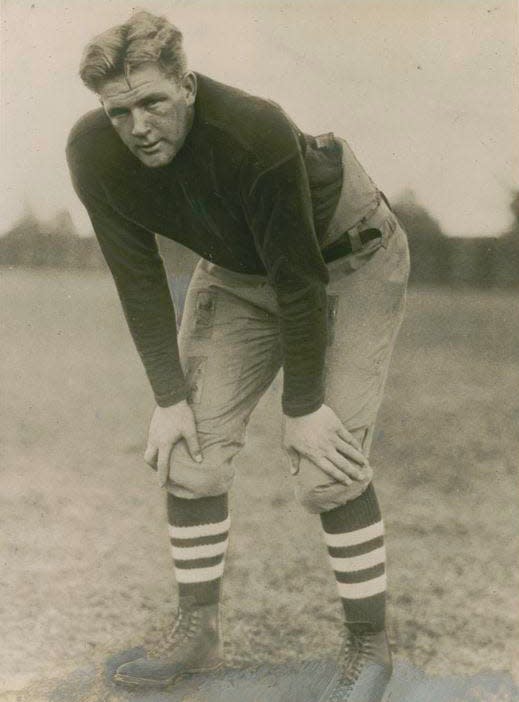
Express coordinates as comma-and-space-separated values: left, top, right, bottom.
131, 109, 150, 138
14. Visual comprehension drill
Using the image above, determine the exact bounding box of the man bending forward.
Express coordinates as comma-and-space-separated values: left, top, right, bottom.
67, 11, 410, 702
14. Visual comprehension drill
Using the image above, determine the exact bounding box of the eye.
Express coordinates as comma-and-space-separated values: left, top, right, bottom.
145, 98, 165, 110
107, 107, 128, 119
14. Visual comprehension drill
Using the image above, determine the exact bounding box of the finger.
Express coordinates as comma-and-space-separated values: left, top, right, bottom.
184, 430, 203, 463
315, 457, 353, 486
336, 426, 364, 453
144, 445, 158, 470
326, 451, 364, 480
157, 444, 174, 488
334, 437, 367, 467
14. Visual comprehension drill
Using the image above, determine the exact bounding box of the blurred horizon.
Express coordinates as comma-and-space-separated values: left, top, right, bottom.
1, 0, 518, 238
2, 182, 518, 238
2, 188, 518, 288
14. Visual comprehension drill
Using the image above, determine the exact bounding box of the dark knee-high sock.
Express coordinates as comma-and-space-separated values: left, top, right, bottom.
167, 493, 229, 606
320, 484, 386, 632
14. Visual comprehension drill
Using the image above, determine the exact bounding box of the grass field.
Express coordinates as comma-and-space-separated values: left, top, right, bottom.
1, 269, 518, 693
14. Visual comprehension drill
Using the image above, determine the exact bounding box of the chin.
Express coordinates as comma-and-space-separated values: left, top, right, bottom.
139, 153, 174, 168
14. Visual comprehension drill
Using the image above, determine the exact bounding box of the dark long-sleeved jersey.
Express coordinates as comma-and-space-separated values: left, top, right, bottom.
66, 73, 343, 416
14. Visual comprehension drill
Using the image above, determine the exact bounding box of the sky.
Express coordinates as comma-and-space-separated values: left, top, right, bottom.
1, 0, 518, 237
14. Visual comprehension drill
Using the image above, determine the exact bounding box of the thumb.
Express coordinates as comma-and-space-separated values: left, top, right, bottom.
287, 448, 300, 476
185, 430, 203, 464
144, 444, 158, 470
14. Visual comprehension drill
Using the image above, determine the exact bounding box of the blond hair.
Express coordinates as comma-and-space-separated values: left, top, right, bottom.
80, 11, 187, 92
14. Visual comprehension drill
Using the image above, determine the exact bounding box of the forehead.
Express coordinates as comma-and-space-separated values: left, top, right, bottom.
99, 64, 177, 105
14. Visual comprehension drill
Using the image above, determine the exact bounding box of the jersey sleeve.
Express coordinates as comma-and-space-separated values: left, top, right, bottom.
67, 152, 187, 408
240, 130, 330, 417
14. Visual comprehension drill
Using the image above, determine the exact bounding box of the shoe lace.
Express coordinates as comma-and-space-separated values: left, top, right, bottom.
150, 606, 202, 656
342, 630, 376, 680
328, 629, 377, 701
167, 607, 202, 645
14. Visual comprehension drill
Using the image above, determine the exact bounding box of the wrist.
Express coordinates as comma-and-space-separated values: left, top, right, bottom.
155, 387, 188, 408
155, 399, 189, 413
283, 403, 323, 421
282, 397, 324, 418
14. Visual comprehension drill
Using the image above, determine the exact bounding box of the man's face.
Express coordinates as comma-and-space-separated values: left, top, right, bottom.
99, 64, 196, 168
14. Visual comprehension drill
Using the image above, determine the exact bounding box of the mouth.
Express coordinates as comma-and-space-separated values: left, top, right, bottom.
137, 140, 162, 154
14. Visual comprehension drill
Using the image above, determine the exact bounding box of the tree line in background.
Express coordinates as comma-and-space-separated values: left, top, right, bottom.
393, 189, 519, 287
1, 190, 518, 286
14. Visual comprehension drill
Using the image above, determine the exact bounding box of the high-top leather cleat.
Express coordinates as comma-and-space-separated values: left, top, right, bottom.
325, 625, 393, 702
113, 597, 224, 688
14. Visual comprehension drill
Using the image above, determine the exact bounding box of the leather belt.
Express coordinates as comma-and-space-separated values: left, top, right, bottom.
321, 193, 395, 264
321, 228, 382, 264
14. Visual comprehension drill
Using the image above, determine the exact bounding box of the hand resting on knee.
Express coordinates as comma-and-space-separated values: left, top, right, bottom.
144, 401, 203, 488
282, 404, 372, 485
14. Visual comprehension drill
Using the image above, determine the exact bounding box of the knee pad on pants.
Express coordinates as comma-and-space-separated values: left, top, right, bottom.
166, 457, 235, 499
165, 441, 239, 499
294, 456, 373, 514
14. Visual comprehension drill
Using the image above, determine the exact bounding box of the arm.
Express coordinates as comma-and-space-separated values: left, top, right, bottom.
67, 155, 201, 479
242, 148, 368, 480
243, 151, 330, 417
67, 159, 186, 406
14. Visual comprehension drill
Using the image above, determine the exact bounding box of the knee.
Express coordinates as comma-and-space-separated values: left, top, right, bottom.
294, 457, 373, 514
166, 436, 240, 500
296, 481, 372, 514
167, 457, 235, 499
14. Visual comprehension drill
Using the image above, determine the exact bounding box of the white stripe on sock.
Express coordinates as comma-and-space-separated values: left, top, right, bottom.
337, 573, 387, 600
168, 516, 230, 540
329, 546, 386, 573
174, 562, 225, 584
323, 520, 384, 549
170, 539, 229, 561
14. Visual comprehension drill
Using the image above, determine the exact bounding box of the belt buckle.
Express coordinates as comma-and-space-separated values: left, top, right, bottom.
347, 225, 364, 253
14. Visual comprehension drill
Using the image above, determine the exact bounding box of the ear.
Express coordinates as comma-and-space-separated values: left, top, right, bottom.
98, 97, 111, 119
181, 71, 197, 106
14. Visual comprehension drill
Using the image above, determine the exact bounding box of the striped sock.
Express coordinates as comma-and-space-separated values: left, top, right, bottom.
167, 493, 229, 606
320, 484, 386, 631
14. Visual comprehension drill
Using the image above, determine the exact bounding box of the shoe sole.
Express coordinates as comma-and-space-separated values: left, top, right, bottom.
113, 659, 225, 689
316, 668, 341, 702
320, 669, 393, 702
